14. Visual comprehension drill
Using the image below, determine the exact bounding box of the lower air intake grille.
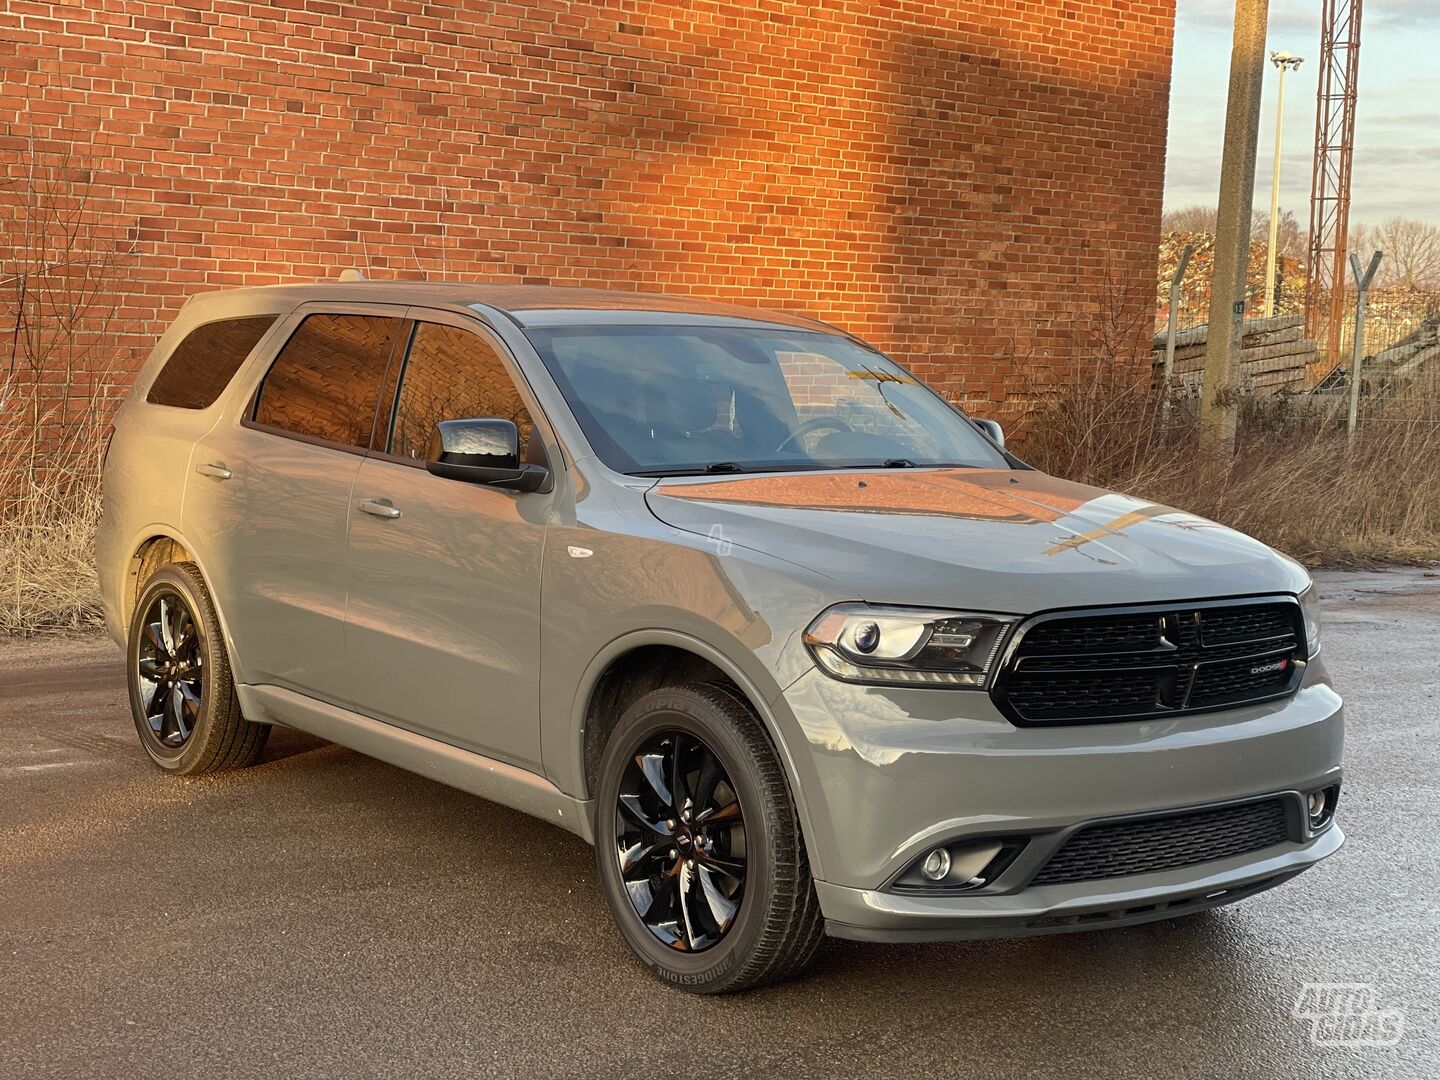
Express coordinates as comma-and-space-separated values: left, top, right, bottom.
1031, 798, 1294, 886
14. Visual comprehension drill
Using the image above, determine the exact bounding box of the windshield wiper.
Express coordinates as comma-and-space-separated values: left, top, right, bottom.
843, 459, 980, 470
628, 462, 749, 477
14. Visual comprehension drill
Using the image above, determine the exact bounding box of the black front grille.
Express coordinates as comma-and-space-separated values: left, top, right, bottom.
993, 599, 1305, 725
1031, 798, 1294, 886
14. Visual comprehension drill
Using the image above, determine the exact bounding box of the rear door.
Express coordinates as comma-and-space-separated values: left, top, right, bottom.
184, 305, 405, 703
343, 311, 552, 769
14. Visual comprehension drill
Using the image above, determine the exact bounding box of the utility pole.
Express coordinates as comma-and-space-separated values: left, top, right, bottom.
1263, 51, 1304, 318
1202, 0, 1270, 453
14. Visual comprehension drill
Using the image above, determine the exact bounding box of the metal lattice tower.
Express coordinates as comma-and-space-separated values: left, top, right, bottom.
1305, 0, 1365, 365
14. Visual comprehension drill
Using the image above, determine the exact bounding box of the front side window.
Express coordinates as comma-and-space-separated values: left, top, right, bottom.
386, 322, 533, 460
251, 313, 401, 449
147, 316, 278, 409
525, 325, 1007, 475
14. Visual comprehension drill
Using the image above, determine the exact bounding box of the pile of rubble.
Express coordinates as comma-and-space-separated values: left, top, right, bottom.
1151, 314, 1318, 394
1310, 310, 1439, 394
1366, 315, 1440, 379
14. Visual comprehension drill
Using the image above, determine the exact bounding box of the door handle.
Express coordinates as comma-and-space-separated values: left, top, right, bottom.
357, 498, 402, 520
195, 462, 232, 480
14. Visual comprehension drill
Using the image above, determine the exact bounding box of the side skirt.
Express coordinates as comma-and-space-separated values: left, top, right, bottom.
239, 684, 596, 844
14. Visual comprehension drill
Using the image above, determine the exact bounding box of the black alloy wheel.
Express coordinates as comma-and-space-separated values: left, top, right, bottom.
126, 562, 270, 774
135, 590, 205, 751
615, 729, 747, 952
594, 683, 824, 993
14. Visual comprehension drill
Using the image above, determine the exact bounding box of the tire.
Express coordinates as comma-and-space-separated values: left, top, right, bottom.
593, 682, 824, 993
126, 562, 269, 775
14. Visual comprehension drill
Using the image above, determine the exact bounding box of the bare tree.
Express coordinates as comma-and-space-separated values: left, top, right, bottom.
1, 133, 135, 632
1367, 216, 1440, 289
1, 135, 133, 473
1163, 203, 1302, 259
1161, 204, 1220, 234
1256, 208, 1303, 260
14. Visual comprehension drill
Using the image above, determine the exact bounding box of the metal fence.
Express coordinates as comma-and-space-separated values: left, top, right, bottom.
1154, 239, 1440, 436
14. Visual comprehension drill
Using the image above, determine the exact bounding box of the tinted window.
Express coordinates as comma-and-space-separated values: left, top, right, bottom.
252, 314, 401, 449
387, 322, 533, 460
146, 316, 277, 409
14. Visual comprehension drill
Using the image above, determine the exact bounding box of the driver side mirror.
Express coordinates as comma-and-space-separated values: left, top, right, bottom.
426, 418, 549, 493
972, 418, 1005, 448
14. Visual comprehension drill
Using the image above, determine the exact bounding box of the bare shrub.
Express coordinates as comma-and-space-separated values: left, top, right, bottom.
1, 137, 132, 634
1011, 354, 1440, 567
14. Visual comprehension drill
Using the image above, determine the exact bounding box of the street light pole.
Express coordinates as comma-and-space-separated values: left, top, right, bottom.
1263, 51, 1304, 318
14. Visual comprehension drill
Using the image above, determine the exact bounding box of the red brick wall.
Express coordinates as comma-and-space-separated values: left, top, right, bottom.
1, 0, 1176, 437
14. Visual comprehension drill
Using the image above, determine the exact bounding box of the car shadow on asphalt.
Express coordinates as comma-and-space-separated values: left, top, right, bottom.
258, 723, 330, 765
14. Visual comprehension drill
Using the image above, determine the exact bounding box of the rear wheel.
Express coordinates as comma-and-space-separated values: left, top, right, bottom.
594, 682, 823, 993
126, 562, 269, 775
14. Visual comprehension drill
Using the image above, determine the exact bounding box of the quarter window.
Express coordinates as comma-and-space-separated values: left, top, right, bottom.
252, 314, 401, 449
146, 316, 278, 409
387, 322, 533, 460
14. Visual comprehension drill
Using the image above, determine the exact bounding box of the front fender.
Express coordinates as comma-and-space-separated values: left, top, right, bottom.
536, 516, 838, 871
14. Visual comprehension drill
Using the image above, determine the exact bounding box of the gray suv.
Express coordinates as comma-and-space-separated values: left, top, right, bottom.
97, 283, 1342, 993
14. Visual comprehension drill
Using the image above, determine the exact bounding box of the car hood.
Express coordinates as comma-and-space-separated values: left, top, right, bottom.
644, 468, 1308, 612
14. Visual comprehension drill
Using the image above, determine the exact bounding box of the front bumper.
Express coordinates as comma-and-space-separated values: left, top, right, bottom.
821, 821, 1342, 941
775, 661, 1344, 936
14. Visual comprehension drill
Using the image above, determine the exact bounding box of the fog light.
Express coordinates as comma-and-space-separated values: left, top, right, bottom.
1308, 790, 1327, 824
893, 839, 1023, 893
921, 847, 951, 881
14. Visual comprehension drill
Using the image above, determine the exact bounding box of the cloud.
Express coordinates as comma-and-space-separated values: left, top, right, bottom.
1367, 112, 1440, 131
1176, 0, 1438, 37
1368, 0, 1440, 29
1177, 0, 1318, 37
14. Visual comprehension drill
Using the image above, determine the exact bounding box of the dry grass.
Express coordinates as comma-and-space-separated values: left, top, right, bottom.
0, 440, 108, 635
1006, 361, 1440, 567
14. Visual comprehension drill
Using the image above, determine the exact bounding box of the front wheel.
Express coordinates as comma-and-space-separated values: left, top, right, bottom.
126, 562, 269, 775
594, 683, 823, 993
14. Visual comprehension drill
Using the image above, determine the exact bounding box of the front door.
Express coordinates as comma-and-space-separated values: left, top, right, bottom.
185, 306, 404, 703
344, 314, 552, 770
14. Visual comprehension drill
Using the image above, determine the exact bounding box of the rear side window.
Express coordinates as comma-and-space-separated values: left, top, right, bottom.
145, 316, 277, 409
251, 314, 401, 449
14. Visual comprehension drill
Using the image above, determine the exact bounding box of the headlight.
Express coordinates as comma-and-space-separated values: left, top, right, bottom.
1299, 582, 1322, 657
803, 604, 1018, 687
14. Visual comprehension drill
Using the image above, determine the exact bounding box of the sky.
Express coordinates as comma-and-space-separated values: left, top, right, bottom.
1164, 0, 1440, 227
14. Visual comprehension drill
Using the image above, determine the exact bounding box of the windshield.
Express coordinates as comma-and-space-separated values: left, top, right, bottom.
525, 325, 1008, 475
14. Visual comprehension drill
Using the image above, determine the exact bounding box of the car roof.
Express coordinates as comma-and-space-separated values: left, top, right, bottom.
177, 281, 843, 334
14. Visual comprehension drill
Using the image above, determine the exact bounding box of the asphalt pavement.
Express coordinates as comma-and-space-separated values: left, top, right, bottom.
2, 570, 1437, 1078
